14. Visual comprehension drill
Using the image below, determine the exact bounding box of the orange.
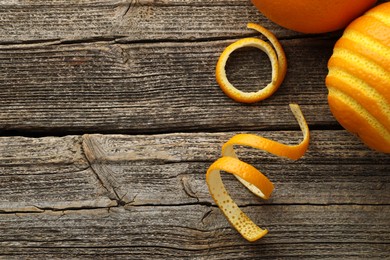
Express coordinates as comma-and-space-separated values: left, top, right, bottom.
206, 104, 310, 241
326, 2, 390, 153
251, 0, 377, 33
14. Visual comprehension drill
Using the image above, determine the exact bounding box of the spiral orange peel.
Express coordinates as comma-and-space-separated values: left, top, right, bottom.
216, 23, 287, 103
206, 104, 310, 241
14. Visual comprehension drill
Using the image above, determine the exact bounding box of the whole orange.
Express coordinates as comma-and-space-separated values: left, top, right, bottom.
326, 2, 390, 153
251, 0, 377, 33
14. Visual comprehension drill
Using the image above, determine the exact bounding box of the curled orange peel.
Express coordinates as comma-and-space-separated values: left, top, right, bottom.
206, 104, 310, 242
216, 23, 287, 103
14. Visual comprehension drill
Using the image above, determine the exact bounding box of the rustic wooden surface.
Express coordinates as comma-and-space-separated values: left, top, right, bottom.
0, 0, 389, 258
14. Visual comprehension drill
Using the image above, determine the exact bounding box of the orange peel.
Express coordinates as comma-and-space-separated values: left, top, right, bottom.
206, 104, 310, 241
216, 23, 287, 103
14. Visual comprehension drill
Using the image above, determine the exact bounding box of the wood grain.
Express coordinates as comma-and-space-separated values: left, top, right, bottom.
1, 132, 388, 211
0, 0, 301, 44
0, 136, 115, 212
1, 132, 389, 256
0, 38, 336, 133
1, 118, 389, 257
1, 0, 386, 44
82, 132, 390, 206
1, 205, 389, 258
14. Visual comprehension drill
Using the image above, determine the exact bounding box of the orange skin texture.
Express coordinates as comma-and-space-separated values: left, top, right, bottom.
215, 23, 287, 103
327, 57, 390, 101
251, 0, 377, 33
326, 75, 390, 132
206, 104, 309, 241
348, 15, 390, 46
326, 2, 390, 153
328, 94, 390, 153
334, 37, 389, 79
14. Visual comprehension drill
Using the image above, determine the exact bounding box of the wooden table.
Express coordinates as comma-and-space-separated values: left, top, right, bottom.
1, 0, 389, 258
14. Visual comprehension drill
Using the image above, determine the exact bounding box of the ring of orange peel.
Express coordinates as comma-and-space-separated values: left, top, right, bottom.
206, 104, 310, 242
216, 23, 287, 103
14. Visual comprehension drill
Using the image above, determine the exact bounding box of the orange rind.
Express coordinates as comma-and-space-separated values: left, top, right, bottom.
216, 23, 287, 103
206, 156, 272, 242
206, 104, 310, 241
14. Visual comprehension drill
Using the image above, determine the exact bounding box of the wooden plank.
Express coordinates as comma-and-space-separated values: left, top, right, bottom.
82, 131, 390, 206
1, 132, 388, 213
0, 38, 336, 133
0, 136, 115, 212
0, 205, 389, 258
0, 0, 302, 44
1, 0, 386, 44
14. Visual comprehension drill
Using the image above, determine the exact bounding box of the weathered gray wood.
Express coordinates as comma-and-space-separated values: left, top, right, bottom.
0, 0, 386, 44
2, 1, 385, 134
0, 38, 336, 133
1, 132, 388, 214
0, 136, 115, 212
0, 0, 301, 44
83, 132, 390, 206
0, 205, 389, 258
